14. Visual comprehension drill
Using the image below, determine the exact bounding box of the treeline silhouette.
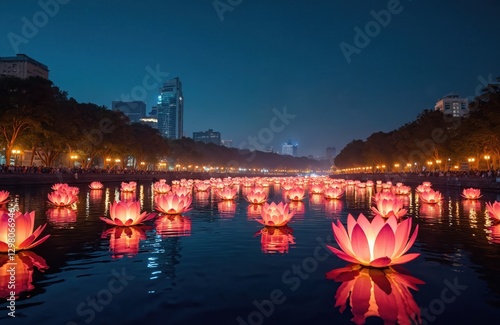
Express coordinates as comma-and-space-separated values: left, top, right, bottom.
0, 76, 329, 171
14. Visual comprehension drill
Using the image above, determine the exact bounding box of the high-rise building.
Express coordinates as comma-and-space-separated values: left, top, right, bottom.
157, 77, 183, 139
112, 101, 146, 123
0, 54, 49, 79
435, 94, 469, 117
193, 129, 221, 145
282, 140, 298, 156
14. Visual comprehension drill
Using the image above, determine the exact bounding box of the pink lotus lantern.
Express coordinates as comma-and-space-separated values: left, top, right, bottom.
287, 187, 305, 201
195, 181, 211, 192
102, 226, 147, 259
328, 214, 419, 268
47, 190, 78, 207
254, 202, 295, 227
461, 187, 482, 199
392, 185, 411, 195
486, 201, 500, 222
416, 182, 432, 193
0, 251, 48, 299
245, 186, 268, 204
155, 215, 192, 238
257, 226, 295, 254
216, 187, 238, 200
0, 211, 50, 253
0, 190, 10, 205
100, 200, 155, 226
153, 180, 170, 194
172, 186, 192, 197
418, 189, 443, 204
324, 187, 344, 199
371, 196, 407, 219
51, 183, 68, 191
310, 183, 324, 194
326, 264, 423, 325
154, 192, 192, 215
89, 181, 104, 190
46, 207, 77, 228
120, 181, 137, 192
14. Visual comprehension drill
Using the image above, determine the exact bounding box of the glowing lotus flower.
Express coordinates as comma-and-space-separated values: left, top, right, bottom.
366, 180, 374, 187
155, 192, 192, 215
0, 251, 48, 299
0, 190, 10, 205
310, 183, 324, 194
120, 181, 137, 192
328, 214, 419, 268
392, 185, 411, 195
255, 202, 295, 227
216, 187, 237, 200
89, 181, 104, 190
102, 226, 147, 259
287, 187, 305, 201
51, 183, 68, 191
486, 201, 500, 221
0, 211, 50, 253
47, 190, 78, 207
245, 186, 268, 204
371, 196, 407, 219
155, 215, 192, 238
418, 189, 443, 204
461, 187, 482, 199
257, 226, 295, 254
416, 182, 432, 193
51, 183, 79, 196
326, 264, 424, 325
324, 187, 344, 199
153, 181, 170, 194
172, 186, 191, 197
195, 181, 211, 192
100, 200, 155, 226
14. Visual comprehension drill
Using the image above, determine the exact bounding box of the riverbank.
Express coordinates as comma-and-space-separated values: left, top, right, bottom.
332, 173, 500, 192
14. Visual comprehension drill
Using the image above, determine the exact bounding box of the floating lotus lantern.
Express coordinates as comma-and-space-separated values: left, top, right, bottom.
244, 186, 268, 204
371, 194, 407, 219
216, 187, 237, 200
0, 190, 10, 205
155, 214, 192, 238
366, 180, 374, 187
172, 186, 191, 197
324, 187, 344, 199
100, 200, 155, 226
89, 181, 104, 190
416, 182, 432, 193
392, 184, 411, 195
257, 225, 295, 254
486, 201, 500, 221
287, 187, 305, 201
153, 180, 170, 194
461, 188, 482, 199
47, 190, 78, 207
102, 226, 147, 259
194, 181, 211, 192
120, 181, 137, 192
310, 183, 324, 194
0, 251, 48, 299
418, 189, 443, 204
326, 264, 424, 325
154, 192, 192, 215
254, 202, 295, 227
328, 214, 419, 268
0, 211, 50, 253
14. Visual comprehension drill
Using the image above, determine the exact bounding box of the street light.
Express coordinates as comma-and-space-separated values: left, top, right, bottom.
11, 149, 21, 166
468, 158, 475, 170
484, 155, 491, 169
70, 155, 78, 167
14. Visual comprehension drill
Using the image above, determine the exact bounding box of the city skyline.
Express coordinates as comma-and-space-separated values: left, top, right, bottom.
1, 1, 499, 157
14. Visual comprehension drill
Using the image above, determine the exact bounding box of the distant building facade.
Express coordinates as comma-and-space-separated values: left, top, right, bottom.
435, 94, 469, 117
282, 140, 298, 156
157, 77, 183, 139
112, 101, 146, 123
193, 129, 221, 145
326, 147, 336, 161
221, 139, 233, 147
0, 54, 49, 79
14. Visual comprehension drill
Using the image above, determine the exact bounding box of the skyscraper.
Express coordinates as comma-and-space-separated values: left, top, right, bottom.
112, 101, 146, 123
193, 129, 221, 145
435, 94, 469, 117
282, 140, 298, 157
157, 77, 183, 139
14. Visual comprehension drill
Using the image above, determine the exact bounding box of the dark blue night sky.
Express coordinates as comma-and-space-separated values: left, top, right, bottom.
1, 0, 499, 157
